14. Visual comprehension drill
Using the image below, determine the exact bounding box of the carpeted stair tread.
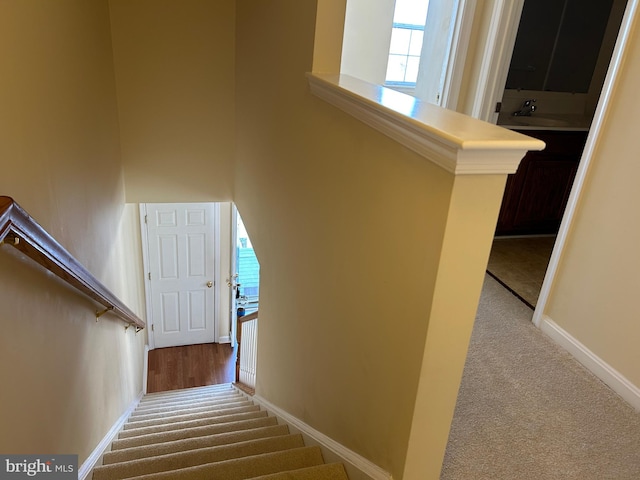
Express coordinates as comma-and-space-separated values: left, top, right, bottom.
138, 389, 238, 407
103, 424, 290, 464
124, 403, 258, 430
142, 384, 234, 399
138, 391, 244, 408
141, 384, 235, 397
246, 463, 349, 480
129, 398, 251, 421
118, 409, 266, 439
131, 397, 250, 416
92, 434, 306, 480
112, 413, 273, 450
120, 446, 325, 480
135, 392, 243, 410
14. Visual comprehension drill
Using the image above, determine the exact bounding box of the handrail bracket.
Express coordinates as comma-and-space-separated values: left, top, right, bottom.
96, 306, 115, 321
0, 234, 20, 246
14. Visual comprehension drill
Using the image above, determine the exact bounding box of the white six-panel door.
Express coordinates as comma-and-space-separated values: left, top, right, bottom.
146, 204, 216, 348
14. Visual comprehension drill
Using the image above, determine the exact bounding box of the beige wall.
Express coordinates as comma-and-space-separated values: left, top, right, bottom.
235, 1, 508, 477
109, 0, 236, 203
0, 0, 146, 463
235, 3, 440, 475
545, 15, 640, 389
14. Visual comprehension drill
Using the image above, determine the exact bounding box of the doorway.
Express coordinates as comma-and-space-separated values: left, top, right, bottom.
229, 206, 260, 348
487, 0, 629, 308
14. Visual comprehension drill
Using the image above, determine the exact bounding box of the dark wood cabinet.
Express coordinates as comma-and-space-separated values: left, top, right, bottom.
496, 130, 588, 236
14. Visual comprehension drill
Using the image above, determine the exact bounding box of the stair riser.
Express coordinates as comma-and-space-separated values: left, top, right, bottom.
112, 446, 324, 480
143, 384, 234, 399
139, 392, 243, 408
124, 405, 261, 430
247, 463, 349, 480
93, 435, 305, 480
103, 424, 288, 465
131, 398, 250, 418
111, 414, 275, 451
121, 409, 266, 439
130, 399, 251, 421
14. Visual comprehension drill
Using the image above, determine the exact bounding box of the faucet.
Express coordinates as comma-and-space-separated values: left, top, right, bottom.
512, 99, 537, 116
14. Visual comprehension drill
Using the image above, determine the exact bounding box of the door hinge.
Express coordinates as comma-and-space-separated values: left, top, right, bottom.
144, 214, 148, 224
495, 101, 502, 113
148, 272, 151, 280
151, 324, 154, 331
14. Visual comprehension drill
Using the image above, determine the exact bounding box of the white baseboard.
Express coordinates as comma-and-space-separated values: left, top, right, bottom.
249, 392, 392, 480
218, 335, 231, 344
540, 316, 640, 411
78, 392, 143, 480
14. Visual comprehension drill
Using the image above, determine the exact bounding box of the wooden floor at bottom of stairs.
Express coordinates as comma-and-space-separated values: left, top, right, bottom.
146, 342, 236, 393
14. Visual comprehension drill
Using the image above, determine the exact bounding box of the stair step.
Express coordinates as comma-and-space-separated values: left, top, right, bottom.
119, 409, 265, 439
137, 391, 244, 409
103, 424, 290, 464
246, 463, 349, 480
142, 384, 234, 400
131, 395, 249, 417
125, 404, 258, 430
129, 398, 252, 422
120, 446, 325, 480
111, 415, 276, 450
93, 434, 305, 480
139, 387, 236, 405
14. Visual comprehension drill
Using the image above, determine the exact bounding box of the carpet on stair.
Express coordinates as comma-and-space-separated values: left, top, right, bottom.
103, 424, 289, 464
93, 384, 349, 480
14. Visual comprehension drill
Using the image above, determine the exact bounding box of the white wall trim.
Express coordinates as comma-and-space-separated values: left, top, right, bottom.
78, 392, 143, 480
307, 73, 543, 175
442, 0, 477, 111
139, 204, 155, 350
230, 204, 239, 348
251, 393, 392, 480
469, 0, 524, 122
213, 202, 222, 343
540, 316, 640, 411
142, 344, 149, 395
532, 0, 639, 329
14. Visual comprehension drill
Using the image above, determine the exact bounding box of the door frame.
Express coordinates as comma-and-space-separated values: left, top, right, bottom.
532, 0, 638, 327
469, 0, 524, 122
472, 0, 638, 327
139, 203, 223, 350
229, 204, 239, 348
441, 0, 478, 110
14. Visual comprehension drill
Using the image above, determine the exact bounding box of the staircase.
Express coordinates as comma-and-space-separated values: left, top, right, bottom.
92, 384, 349, 480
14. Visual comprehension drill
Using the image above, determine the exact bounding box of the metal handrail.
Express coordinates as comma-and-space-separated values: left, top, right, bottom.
0, 196, 145, 330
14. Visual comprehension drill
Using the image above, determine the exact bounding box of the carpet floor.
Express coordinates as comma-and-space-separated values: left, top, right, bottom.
441, 275, 640, 479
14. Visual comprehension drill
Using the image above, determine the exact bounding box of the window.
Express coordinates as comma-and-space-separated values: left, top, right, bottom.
385, 0, 430, 86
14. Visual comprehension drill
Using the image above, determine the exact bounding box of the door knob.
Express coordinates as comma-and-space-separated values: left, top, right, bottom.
207, 281, 213, 288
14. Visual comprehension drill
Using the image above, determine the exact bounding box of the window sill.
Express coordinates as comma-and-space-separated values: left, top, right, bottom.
306, 73, 545, 175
